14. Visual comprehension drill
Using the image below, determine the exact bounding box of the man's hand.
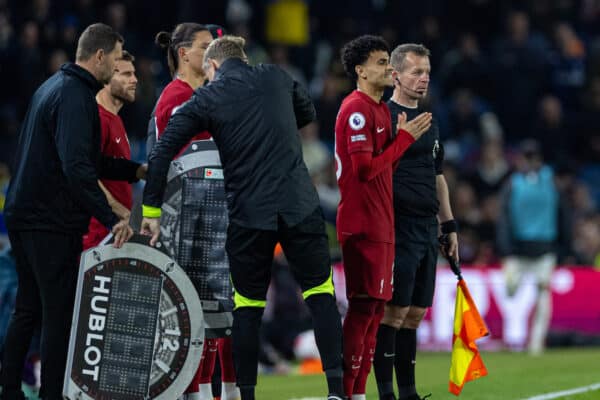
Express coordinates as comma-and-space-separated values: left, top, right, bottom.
141, 217, 161, 246
396, 112, 432, 141
440, 232, 459, 262
136, 163, 148, 180
111, 218, 133, 248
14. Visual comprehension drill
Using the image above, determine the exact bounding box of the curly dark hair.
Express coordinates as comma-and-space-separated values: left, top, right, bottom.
340, 35, 390, 82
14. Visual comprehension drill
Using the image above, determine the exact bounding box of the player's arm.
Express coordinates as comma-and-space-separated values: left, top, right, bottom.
141, 93, 211, 245
98, 180, 130, 220
98, 156, 142, 182
350, 112, 432, 181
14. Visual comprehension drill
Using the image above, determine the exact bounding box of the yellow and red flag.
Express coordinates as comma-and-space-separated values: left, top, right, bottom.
449, 279, 489, 395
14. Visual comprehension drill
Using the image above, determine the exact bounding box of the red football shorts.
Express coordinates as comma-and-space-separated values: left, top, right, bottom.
340, 234, 394, 300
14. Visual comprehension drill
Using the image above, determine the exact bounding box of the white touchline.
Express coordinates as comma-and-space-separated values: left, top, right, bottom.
286, 383, 600, 400
521, 382, 600, 400
287, 398, 323, 400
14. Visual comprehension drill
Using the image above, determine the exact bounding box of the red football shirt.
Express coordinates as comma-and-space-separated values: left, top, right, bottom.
83, 104, 133, 249
335, 90, 395, 243
154, 78, 211, 155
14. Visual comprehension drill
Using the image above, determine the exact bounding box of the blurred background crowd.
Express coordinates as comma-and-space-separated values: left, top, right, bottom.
0, 0, 599, 383
1, 0, 600, 267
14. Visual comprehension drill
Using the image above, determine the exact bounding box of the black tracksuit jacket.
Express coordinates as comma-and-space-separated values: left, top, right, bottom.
143, 58, 319, 230
5, 63, 140, 234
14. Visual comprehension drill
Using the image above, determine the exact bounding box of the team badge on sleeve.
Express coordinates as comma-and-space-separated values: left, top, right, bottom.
349, 112, 366, 131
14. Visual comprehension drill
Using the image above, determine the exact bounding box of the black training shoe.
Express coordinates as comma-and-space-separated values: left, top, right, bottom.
327, 395, 347, 400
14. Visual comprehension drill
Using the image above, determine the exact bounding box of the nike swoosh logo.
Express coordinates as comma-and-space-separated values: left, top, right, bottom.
384, 352, 395, 358
116, 137, 121, 143
376, 127, 385, 133
352, 364, 360, 369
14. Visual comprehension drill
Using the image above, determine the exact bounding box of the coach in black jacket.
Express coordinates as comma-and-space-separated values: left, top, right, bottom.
141, 36, 344, 400
1, 24, 140, 400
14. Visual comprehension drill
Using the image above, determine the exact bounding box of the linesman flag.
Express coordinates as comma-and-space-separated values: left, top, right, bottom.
439, 235, 489, 396
448, 278, 489, 395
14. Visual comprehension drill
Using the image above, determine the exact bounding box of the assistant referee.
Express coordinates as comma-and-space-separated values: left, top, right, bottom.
372, 43, 459, 400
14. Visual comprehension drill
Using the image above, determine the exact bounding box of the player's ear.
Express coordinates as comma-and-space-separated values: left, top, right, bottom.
178, 46, 188, 63
355, 64, 365, 80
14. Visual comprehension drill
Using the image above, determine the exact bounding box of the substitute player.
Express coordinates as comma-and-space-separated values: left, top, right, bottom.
82, 50, 141, 250
372, 43, 458, 400
336, 35, 431, 399
152, 23, 239, 400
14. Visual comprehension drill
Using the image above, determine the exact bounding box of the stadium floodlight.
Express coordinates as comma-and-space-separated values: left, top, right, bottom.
63, 236, 204, 400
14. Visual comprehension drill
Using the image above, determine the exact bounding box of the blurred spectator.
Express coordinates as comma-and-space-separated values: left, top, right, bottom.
530, 94, 574, 166
492, 10, 550, 140
269, 44, 308, 88
439, 33, 492, 100
468, 134, 511, 198
0, 163, 8, 242
576, 76, 600, 164
572, 215, 600, 267
549, 22, 586, 109
313, 71, 346, 145
57, 15, 79, 60
47, 48, 67, 74
442, 89, 490, 158
569, 182, 597, 220
17, 21, 45, 117
452, 180, 481, 229
0, 246, 17, 342
0, 11, 13, 50
496, 139, 571, 354
300, 121, 330, 178
476, 194, 501, 264
231, 22, 268, 65
413, 15, 448, 71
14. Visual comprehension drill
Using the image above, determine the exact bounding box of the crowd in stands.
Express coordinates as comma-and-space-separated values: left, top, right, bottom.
0, 0, 600, 383
1, 0, 599, 265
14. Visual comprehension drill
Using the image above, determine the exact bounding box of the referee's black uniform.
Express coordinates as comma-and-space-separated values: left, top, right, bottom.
2, 63, 140, 400
387, 100, 443, 308
143, 57, 343, 399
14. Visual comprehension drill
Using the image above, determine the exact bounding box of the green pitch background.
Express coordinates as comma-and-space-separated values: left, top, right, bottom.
256, 348, 600, 400
19, 347, 600, 399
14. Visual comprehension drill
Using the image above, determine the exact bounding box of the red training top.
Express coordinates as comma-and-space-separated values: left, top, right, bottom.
83, 104, 133, 249
154, 78, 211, 156
335, 90, 415, 244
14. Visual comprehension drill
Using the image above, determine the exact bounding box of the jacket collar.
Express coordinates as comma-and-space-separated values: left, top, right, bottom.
214, 57, 249, 80
60, 62, 104, 92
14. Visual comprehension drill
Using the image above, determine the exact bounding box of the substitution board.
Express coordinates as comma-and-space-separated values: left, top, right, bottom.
63, 236, 204, 400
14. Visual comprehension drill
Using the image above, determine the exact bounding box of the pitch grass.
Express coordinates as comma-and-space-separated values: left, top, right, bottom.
18, 347, 600, 399
257, 347, 600, 400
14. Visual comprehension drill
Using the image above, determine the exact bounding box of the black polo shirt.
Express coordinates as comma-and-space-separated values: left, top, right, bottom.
388, 100, 444, 218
